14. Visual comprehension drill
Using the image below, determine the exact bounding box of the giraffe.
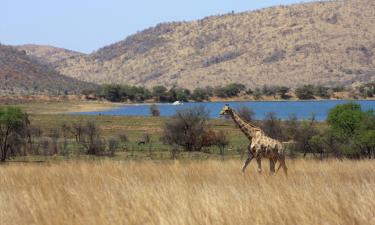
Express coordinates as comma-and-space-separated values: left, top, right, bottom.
219, 105, 287, 175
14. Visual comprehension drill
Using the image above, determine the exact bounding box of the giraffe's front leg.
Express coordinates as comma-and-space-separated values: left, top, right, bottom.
256, 154, 262, 173
242, 145, 254, 173
269, 158, 276, 175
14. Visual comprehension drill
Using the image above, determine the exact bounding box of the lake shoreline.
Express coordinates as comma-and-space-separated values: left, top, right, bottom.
74, 100, 375, 121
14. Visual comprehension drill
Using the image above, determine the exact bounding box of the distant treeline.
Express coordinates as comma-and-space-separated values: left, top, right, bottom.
81, 82, 375, 103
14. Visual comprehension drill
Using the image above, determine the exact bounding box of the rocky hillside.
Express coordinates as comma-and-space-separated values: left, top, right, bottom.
16, 44, 84, 67
0, 44, 96, 95
52, 0, 375, 89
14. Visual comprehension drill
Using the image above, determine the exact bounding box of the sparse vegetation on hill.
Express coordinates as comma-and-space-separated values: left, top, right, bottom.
0, 44, 97, 95
15, 44, 84, 67
50, 0, 375, 89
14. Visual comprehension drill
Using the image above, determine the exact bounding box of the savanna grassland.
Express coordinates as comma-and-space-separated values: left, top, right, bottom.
0, 159, 374, 225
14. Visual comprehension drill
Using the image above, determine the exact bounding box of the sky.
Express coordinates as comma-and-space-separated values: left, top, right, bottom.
1, 0, 313, 53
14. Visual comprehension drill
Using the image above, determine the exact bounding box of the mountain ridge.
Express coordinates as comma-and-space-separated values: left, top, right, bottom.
16, 0, 375, 89
0, 44, 96, 95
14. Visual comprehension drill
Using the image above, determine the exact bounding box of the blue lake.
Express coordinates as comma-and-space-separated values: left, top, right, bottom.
76, 100, 375, 121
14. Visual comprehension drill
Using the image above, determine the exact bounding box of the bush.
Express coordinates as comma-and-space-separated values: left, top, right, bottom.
276, 86, 290, 99
253, 88, 262, 100
236, 105, 255, 122
213, 130, 230, 156
162, 106, 212, 151
215, 83, 246, 98
295, 85, 315, 100
314, 85, 330, 98
149, 104, 160, 116
152, 86, 168, 102
261, 112, 284, 140
77, 121, 105, 155
107, 138, 120, 157
191, 88, 210, 102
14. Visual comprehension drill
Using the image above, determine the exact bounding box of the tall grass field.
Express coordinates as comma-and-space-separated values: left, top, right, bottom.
1, 159, 374, 225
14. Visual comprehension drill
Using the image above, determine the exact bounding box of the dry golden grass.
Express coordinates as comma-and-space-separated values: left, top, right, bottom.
1, 159, 374, 225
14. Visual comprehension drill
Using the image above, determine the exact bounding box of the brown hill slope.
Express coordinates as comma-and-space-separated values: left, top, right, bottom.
0, 44, 96, 95
56, 0, 375, 89
16, 44, 84, 67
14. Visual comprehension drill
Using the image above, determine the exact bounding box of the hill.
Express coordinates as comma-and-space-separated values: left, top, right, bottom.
15, 44, 84, 67
53, 0, 375, 89
0, 44, 96, 95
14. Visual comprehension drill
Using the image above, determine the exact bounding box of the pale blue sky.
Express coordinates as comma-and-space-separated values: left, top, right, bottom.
1, 0, 313, 53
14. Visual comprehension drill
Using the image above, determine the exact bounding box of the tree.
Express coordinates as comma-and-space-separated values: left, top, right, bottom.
152, 86, 168, 102
261, 112, 284, 140
0, 107, 29, 162
327, 103, 363, 139
191, 88, 210, 102
161, 106, 212, 151
353, 110, 375, 158
295, 85, 315, 100
77, 121, 105, 155
276, 86, 290, 99
236, 105, 255, 122
101, 84, 122, 102
215, 83, 246, 98
253, 88, 262, 100
314, 85, 330, 98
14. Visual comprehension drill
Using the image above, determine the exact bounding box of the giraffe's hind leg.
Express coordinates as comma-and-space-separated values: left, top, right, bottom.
276, 154, 288, 176
242, 152, 254, 173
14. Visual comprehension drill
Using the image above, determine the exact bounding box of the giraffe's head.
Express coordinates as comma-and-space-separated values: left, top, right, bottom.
219, 104, 232, 116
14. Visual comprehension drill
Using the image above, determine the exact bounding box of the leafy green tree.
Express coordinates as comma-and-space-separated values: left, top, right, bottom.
175, 88, 190, 102
327, 103, 363, 139
354, 110, 375, 158
101, 84, 122, 102
0, 107, 29, 162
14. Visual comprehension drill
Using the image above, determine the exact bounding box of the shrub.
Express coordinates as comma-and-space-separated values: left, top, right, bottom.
191, 88, 210, 102
314, 85, 330, 98
152, 86, 169, 102
149, 104, 160, 116
213, 130, 230, 156
276, 86, 290, 99
236, 105, 255, 122
108, 138, 120, 157
77, 121, 105, 155
261, 112, 284, 140
295, 85, 315, 100
162, 106, 211, 151
219, 83, 246, 98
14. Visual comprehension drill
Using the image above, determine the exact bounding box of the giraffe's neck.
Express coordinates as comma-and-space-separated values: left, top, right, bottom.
229, 110, 261, 141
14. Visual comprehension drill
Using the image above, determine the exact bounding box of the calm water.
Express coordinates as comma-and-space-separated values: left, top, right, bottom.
76, 100, 375, 121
